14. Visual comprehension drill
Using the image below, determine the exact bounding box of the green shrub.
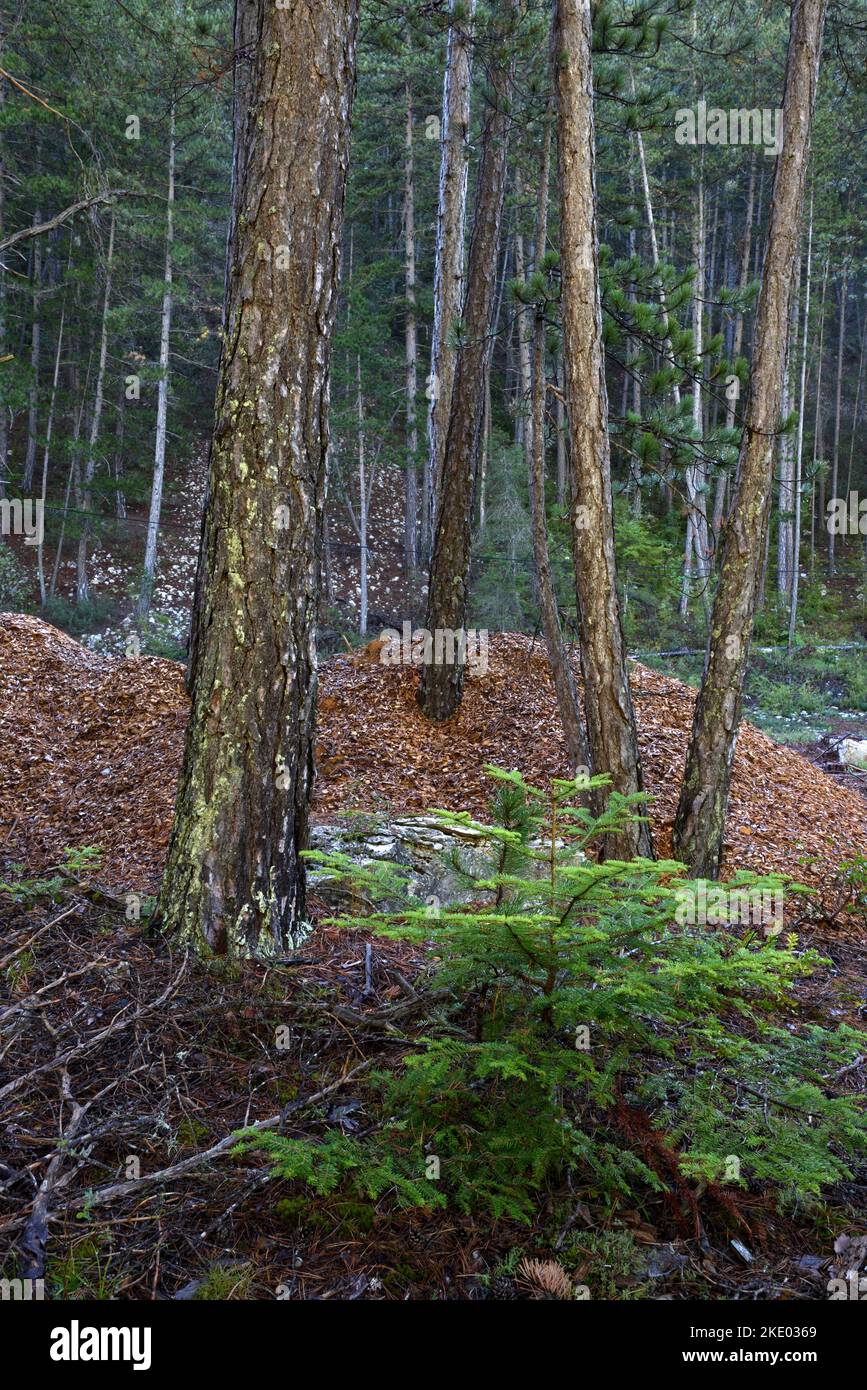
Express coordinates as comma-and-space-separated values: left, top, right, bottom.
237, 771, 866, 1225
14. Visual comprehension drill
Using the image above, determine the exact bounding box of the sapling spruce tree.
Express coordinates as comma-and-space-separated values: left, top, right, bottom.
237, 770, 866, 1225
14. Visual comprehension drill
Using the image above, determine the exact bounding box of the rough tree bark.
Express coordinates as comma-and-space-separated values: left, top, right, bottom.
672, 0, 827, 876
554, 0, 652, 858
424, 0, 476, 558
417, 2, 513, 723
777, 279, 799, 600
525, 110, 589, 776
158, 0, 359, 956
403, 81, 418, 578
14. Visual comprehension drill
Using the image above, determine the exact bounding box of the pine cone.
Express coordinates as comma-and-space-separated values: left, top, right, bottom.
489, 1273, 519, 1300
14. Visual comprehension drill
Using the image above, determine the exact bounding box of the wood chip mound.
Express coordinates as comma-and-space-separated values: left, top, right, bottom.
1, 617, 863, 901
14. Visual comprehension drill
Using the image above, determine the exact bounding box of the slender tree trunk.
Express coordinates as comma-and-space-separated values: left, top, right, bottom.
50, 347, 91, 598
136, 103, 176, 623
424, 0, 476, 559
158, 0, 359, 955
812, 252, 829, 555
22, 209, 42, 492
632, 85, 680, 412
554, 0, 652, 859
403, 82, 418, 578
725, 150, 756, 434
76, 213, 115, 605
555, 347, 567, 507
844, 303, 865, 498
114, 377, 127, 520
828, 262, 848, 575
525, 110, 589, 775
680, 148, 709, 617
752, 172, 765, 283
356, 352, 368, 637
322, 508, 334, 606
777, 279, 799, 600
673, 0, 827, 876
417, 2, 512, 722
716, 152, 758, 550
788, 192, 813, 655
478, 368, 490, 532
625, 137, 642, 515
36, 306, 64, 606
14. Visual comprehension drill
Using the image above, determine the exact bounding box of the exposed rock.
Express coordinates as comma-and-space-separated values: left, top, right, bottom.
308, 814, 493, 912
307, 814, 585, 915
838, 738, 867, 773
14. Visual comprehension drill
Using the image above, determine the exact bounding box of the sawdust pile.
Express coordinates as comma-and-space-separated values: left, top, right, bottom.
1, 615, 863, 896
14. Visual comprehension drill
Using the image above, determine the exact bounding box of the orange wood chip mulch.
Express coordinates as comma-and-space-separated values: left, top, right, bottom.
1, 616, 864, 901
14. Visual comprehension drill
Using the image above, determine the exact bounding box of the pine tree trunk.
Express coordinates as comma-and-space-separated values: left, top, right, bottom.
424, 0, 476, 560
357, 353, 368, 637
115, 378, 127, 521
673, 0, 827, 877
554, 0, 652, 859
22, 209, 42, 493
788, 192, 813, 655
158, 0, 359, 956
724, 150, 756, 434
526, 112, 589, 775
828, 263, 848, 576
514, 176, 533, 462
555, 348, 567, 508
777, 280, 799, 600
36, 306, 64, 607
50, 347, 90, 599
680, 150, 709, 618
403, 82, 418, 578
844, 304, 865, 497
417, 3, 512, 723
136, 104, 176, 623
76, 213, 115, 605
812, 253, 829, 557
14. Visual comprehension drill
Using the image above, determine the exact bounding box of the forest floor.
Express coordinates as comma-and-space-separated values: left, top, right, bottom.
1, 613, 866, 1300
1, 616, 864, 900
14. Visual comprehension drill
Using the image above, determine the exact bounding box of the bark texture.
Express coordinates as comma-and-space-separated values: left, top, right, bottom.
672, 0, 827, 876
403, 82, 418, 577
554, 0, 651, 858
424, 0, 476, 557
417, 5, 512, 723
159, 0, 358, 955
524, 112, 589, 776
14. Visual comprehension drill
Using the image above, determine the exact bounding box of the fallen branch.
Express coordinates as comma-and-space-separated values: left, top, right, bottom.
0, 904, 79, 971
0, 959, 187, 1103
66, 1058, 374, 1212
18, 1070, 117, 1280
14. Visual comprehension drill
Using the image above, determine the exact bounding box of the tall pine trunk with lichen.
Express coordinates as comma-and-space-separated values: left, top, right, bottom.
553, 0, 651, 858
158, 0, 359, 956
673, 0, 827, 877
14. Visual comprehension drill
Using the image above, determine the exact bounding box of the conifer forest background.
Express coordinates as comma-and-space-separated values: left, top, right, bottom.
1, 0, 867, 1327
